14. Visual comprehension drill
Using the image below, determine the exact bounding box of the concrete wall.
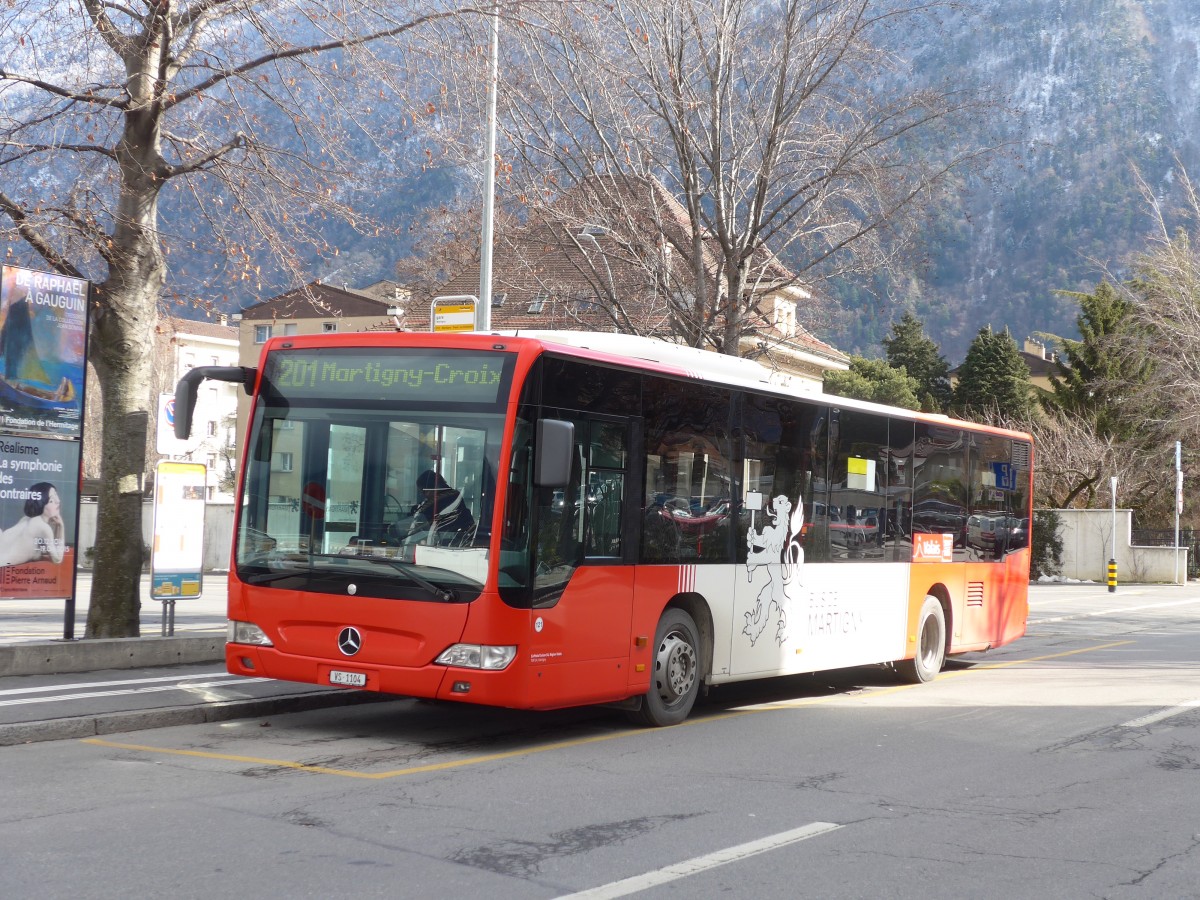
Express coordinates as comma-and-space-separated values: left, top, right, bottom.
77, 500, 234, 573
1053, 508, 1188, 584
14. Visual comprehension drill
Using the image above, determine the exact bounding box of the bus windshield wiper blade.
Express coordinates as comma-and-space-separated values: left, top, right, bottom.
242, 554, 455, 600
340, 556, 457, 602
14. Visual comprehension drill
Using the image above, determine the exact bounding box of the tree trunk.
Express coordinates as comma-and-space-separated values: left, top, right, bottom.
84, 289, 158, 637
84, 104, 165, 638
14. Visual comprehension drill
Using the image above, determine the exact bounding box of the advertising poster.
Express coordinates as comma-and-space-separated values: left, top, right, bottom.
151, 461, 206, 600
0, 435, 80, 599
0, 265, 88, 439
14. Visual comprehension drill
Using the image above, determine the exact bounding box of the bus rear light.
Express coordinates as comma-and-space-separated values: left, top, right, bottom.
435, 644, 516, 670
228, 620, 273, 647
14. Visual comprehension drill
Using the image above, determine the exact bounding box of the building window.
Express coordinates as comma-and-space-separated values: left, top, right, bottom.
206, 421, 218, 437
492, 292, 507, 307
282, 323, 298, 336
322, 322, 337, 333
206, 453, 218, 469
271, 452, 294, 472
528, 292, 548, 314
254, 324, 271, 343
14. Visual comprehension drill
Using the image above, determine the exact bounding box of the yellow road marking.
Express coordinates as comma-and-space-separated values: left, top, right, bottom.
82, 726, 651, 779
82, 640, 1134, 777
725, 641, 1134, 711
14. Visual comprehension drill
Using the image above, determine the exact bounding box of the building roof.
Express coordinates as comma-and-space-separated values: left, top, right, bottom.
238, 281, 394, 321
164, 317, 238, 342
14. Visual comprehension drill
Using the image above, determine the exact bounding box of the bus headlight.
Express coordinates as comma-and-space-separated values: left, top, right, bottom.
435, 643, 517, 670
227, 620, 274, 647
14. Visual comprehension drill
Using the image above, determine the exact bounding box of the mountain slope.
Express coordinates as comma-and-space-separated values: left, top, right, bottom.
830, 0, 1200, 362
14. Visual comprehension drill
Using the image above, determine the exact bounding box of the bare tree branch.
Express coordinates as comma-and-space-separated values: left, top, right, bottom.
0, 68, 128, 108
0, 188, 91, 279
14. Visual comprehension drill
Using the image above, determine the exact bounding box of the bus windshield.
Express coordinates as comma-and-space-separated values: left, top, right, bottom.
235, 347, 515, 600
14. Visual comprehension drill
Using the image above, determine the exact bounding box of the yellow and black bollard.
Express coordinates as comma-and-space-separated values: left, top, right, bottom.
1107, 558, 1118, 592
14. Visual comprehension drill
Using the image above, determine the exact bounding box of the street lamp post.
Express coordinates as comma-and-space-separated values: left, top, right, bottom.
477, 2, 500, 332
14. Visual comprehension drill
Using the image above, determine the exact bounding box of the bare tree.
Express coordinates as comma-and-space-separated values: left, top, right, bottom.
0, 0, 517, 636
1121, 168, 1200, 441
501, 0, 995, 354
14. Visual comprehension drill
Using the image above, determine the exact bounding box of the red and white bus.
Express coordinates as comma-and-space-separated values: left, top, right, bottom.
176, 330, 1032, 726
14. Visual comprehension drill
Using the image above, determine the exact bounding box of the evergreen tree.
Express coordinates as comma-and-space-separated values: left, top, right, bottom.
952, 326, 1035, 420
1044, 281, 1154, 440
824, 357, 921, 410
881, 311, 953, 411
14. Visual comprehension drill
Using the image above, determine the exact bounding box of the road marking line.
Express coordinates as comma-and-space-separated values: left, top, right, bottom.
83, 726, 657, 779
1121, 700, 1200, 728
743, 641, 1134, 711
0, 677, 266, 707
552, 822, 842, 899
965, 641, 1133, 671
0, 671, 236, 697
1030, 597, 1200, 625
80, 641, 1133, 778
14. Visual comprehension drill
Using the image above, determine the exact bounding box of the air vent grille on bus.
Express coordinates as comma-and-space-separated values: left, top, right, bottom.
967, 582, 985, 607
1011, 441, 1031, 468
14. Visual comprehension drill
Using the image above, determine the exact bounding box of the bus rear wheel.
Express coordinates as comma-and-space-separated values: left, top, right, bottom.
896, 595, 946, 684
629, 608, 701, 727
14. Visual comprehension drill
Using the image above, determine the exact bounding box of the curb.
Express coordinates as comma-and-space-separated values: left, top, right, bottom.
0, 635, 226, 677
0, 689, 390, 747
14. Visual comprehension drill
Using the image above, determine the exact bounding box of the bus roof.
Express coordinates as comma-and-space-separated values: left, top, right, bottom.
502, 330, 1032, 443
257, 328, 1031, 443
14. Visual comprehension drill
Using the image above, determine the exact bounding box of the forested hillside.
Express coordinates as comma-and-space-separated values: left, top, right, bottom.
829, 0, 1200, 361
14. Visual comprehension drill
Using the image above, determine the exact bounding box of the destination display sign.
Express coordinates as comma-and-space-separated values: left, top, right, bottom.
263, 349, 515, 405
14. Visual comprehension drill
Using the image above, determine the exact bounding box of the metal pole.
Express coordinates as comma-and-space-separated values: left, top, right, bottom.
477, 2, 500, 332
1175, 441, 1182, 584
1109, 475, 1118, 592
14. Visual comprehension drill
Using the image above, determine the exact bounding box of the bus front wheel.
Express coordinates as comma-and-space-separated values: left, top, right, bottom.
896, 595, 946, 684
630, 608, 701, 727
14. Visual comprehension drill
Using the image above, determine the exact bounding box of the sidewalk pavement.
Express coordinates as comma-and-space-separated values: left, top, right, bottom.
0, 569, 228, 677
0, 569, 385, 746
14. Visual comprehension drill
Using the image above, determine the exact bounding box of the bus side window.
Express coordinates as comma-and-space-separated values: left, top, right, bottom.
827, 410, 889, 563
640, 379, 734, 565
584, 421, 627, 559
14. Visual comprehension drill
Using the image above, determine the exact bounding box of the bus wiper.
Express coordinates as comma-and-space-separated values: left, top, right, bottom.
243, 555, 455, 601
347, 556, 457, 602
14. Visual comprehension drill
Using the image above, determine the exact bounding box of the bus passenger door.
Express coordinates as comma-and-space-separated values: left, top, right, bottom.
528, 415, 637, 704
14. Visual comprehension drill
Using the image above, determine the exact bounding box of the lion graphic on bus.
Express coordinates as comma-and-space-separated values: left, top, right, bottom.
743, 492, 805, 646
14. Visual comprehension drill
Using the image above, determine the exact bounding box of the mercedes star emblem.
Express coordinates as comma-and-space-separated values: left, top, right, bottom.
337, 626, 362, 656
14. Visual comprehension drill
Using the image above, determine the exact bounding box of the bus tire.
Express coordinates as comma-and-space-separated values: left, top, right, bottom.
896, 595, 946, 684
629, 608, 702, 727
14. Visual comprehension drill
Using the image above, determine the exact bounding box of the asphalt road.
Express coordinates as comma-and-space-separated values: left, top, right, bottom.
1, 581, 1198, 898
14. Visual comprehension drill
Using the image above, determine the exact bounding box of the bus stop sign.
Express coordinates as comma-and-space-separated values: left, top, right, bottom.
431, 295, 477, 333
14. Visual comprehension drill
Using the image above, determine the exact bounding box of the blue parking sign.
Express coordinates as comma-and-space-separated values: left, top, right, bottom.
991, 462, 1018, 491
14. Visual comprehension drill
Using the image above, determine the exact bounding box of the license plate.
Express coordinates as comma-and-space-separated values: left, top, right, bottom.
329, 670, 367, 687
